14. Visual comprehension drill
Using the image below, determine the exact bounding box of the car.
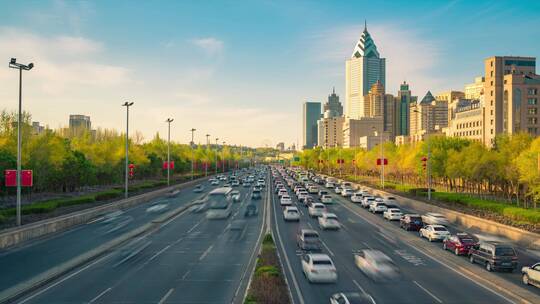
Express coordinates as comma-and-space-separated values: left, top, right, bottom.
297, 229, 322, 251
205, 188, 233, 219
419, 225, 450, 242
280, 195, 292, 206
251, 189, 262, 200
210, 179, 220, 186
341, 188, 354, 197
422, 212, 449, 226
361, 196, 375, 208
325, 182, 335, 188
230, 190, 241, 202
253, 186, 262, 192
330, 292, 376, 304
383, 208, 402, 220
334, 186, 342, 194
400, 214, 424, 231
298, 191, 309, 201
301, 254, 338, 283
318, 189, 329, 197
522, 262, 540, 288
341, 182, 353, 188
244, 203, 257, 217
351, 193, 363, 203
443, 233, 479, 255
308, 203, 327, 217
284, 206, 300, 221
321, 195, 333, 204
193, 184, 204, 193
302, 196, 315, 207
231, 180, 240, 187
243, 182, 251, 188
369, 202, 387, 214
354, 249, 400, 281
308, 186, 319, 194
469, 242, 518, 272
278, 189, 288, 198
318, 212, 340, 230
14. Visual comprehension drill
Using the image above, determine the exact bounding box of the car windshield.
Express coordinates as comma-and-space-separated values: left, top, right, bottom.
410, 216, 422, 221
312, 260, 332, 265
495, 247, 516, 256
459, 238, 476, 244
434, 227, 448, 232
304, 233, 319, 239
287, 210, 298, 214
208, 199, 229, 209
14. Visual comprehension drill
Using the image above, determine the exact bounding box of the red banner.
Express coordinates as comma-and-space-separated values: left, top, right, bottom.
4, 170, 33, 187
376, 158, 388, 165
162, 161, 175, 169
336, 159, 345, 164
4, 170, 16, 187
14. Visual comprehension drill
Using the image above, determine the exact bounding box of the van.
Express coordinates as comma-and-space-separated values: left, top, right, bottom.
206, 187, 233, 219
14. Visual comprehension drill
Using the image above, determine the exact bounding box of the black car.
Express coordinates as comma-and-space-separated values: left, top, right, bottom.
469, 242, 518, 272
244, 203, 257, 217
251, 190, 262, 200
400, 214, 423, 231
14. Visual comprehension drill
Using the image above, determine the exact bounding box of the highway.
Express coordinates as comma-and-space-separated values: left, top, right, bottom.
6, 173, 267, 304
270, 170, 540, 304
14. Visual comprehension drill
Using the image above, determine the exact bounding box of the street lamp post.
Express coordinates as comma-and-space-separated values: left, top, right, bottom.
205, 134, 210, 176
372, 126, 384, 189
215, 138, 219, 174
189, 128, 196, 180
166, 118, 174, 186
122, 101, 134, 199
9, 58, 34, 226
414, 109, 432, 200
222, 141, 226, 173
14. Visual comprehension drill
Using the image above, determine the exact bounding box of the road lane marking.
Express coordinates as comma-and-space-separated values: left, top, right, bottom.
413, 281, 443, 303
148, 245, 171, 261
87, 217, 104, 225
199, 244, 214, 261
158, 288, 174, 304
88, 287, 112, 303
320, 240, 335, 256
181, 270, 191, 280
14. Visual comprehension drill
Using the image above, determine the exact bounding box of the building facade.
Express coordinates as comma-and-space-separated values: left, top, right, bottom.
364, 80, 385, 117
503, 73, 540, 136
345, 23, 386, 119
410, 91, 448, 142
445, 98, 484, 142
302, 101, 321, 149
342, 117, 384, 148
323, 87, 343, 117
395, 81, 413, 136
317, 111, 344, 148
465, 76, 485, 99
69, 115, 91, 130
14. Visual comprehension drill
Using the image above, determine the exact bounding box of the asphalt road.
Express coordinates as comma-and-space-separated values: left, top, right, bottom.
270, 173, 538, 304
15, 178, 267, 304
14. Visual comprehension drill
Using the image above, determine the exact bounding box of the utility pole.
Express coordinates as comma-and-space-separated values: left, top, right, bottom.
9, 58, 34, 226
222, 141, 226, 173
215, 138, 219, 174
414, 109, 431, 200
205, 134, 210, 176
166, 118, 174, 186
122, 101, 134, 199
189, 128, 196, 180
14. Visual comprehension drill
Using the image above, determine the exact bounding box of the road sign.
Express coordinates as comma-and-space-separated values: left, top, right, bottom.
4, 170, 32, 187
4, 170, 16, 187
376, 158, 388, 165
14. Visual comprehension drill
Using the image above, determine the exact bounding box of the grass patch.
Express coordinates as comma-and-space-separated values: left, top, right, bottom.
94, 189, 123, 201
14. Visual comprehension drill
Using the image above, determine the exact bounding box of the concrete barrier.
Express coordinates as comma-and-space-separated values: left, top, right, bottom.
0, 177, 210, 250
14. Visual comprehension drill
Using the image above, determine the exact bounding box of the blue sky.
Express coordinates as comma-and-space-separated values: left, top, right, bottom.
1, 0, 539, 147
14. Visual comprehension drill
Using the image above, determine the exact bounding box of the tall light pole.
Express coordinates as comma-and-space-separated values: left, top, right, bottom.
166, 118, 174, 186
222, 141, 226, 173
9, 58, 34, 226
414, 109, 431, 200
122, 101, 134, 199
215, 137, 219, 174
189, 128, 196, 180
372, 126, 384, 189
205, 134, 210, 176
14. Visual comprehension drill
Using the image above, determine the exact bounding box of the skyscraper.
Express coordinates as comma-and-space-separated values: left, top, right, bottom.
395, 81, 413, 136
302, 101, 321, 149
323, 87, 343, 117
345, 22, 386, 119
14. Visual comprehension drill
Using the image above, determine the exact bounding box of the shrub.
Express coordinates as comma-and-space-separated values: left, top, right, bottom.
255, 265, 280, 277
22, 201, 58, 214
263, 234, 274, 245
57, 196, 95, 207
95, 190, 122, 201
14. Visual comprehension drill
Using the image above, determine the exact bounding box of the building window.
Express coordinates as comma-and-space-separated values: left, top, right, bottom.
528, 117, 538, 125
491, 90, 493, 96
491, 129, 494, 134
528, 108, 537, 115
528, 88, 538, 95
491, 81, 494, 86
491, 119, 493, 125
490, 71, 493, 77
491, 61, 493, 67
491, 110, 494, 115
528, 98, 538, 105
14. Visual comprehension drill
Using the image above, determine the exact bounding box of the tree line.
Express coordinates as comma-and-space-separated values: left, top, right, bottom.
0, 110, 255, 195
294, 133, 540, 209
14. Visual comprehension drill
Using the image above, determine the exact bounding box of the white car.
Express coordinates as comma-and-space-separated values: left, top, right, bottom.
383, 208, 402, 220
422, 213, 450, 226
330, 293, 376, 304
298, 191, 309, 201
301, 254, 338, 283
325, 182, 335, 188
354, 249, 400, 281
321, 195, 333, 204
318, 213, 340, 230
230, 190, 241, 202
278, 189, 288, 198
341, 188, 354, 197
369, 202, 387, 214
361, 196, 375, 208
193, 184, 204, 193
318, 190, 329, 197
351, 193, 363, 203
334, 186, 342, 194
210, 179, 220, 186
283, 206, 300, 221
308, 203, 327, 217
308, 186, 319, 194
280, 195, 292, 206
522, 263, 540, 288
419, 225, 451, 242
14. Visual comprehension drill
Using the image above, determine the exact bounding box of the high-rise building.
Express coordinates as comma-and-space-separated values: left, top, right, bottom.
483, 56, 536, 146
317, 111, 344, 148
276, 142, 285, 152
395, 81, 413, 136
345, 22, 386, 119
31, 122, 45, 135
364, 80, 385, 117
323, 87, 343, 117
465, 76, 485, 99
342, 117, 384, 148
69, 114, 91, 137
445, 98, 484, 143
503, 72, 540, 136
409, 91, 448, 142
302, 101, 321, 149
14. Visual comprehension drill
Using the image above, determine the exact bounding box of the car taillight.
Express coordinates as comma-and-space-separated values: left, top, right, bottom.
512, 256, 518, 261
311, 269, 318, 273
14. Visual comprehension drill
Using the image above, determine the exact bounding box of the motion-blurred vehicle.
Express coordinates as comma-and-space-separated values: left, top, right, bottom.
297, 229, 321, 251
251, 189, 262, 200
421, 212, 449, 226
278, 189, 288, 198
244, 203, 257, 217
383, 208, 402, 221
301, 254, 338, 283
193, 184, 204, 193
318, 213, 340, 230
419, 225, 450, 242
443, 233, 478, 255
206, 187, 233, 219
400, 214, 423, 231
231, 180, 240, 187
522, 263, 540, 288
321, 195, 333, 204
230, 190, 241, 202
243, 182, 251, 188
308, 186, 319, 194
330, 292, 376, 304
280, 195, 292, 206
210, 179, 219, 186
469, 242, 518, 272
354, 249, 400, 281
283, 206, 300, 221
308, 203, 327, 217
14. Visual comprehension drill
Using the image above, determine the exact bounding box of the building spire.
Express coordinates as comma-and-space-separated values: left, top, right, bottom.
364, 20, 367, 32
332, 86, 335, 94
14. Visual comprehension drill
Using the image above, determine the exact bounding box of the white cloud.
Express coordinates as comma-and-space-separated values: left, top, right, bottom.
305, 23, 445, 96
190, 37, 224, 56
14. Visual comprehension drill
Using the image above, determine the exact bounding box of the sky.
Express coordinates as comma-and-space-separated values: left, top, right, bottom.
0, 0, 539, 148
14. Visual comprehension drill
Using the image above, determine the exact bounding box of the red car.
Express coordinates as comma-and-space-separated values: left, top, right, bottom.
443, 233, 478, 255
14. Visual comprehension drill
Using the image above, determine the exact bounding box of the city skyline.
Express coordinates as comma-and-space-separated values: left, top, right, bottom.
1, 0, 540, 147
